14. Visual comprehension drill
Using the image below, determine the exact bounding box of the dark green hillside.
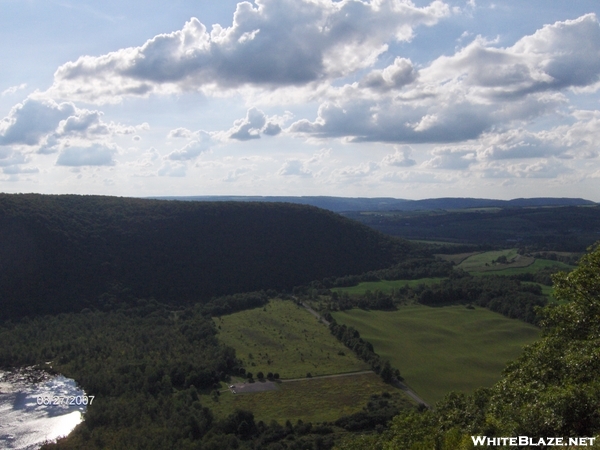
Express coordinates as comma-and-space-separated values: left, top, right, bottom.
345, 205, 600, 251
0, 194, 412, 319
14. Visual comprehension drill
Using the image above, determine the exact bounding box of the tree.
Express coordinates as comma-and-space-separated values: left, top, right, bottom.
380, 360, 393, 383
257, 371, 264, 380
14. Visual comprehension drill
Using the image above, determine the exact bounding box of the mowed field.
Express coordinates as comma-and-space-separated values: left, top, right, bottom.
457, 248, 534, 272
203, 373, 413, 423
214, 299, 369, 379
332, 305, 540, 405
470, 258, 575, 276
332, 278, 444, 296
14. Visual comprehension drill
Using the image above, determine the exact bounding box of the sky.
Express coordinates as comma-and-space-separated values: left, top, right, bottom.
1, 0, 600, 200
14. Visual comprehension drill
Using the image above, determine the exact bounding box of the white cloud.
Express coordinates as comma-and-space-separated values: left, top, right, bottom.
168, 127, 194, 139
158, 161, 186, 177
381, 170, 452, 183
1, 84, 27, 96
480, 159, 570, 179
56, 143, 117, 166
382, 145, 416, 167
331, 161, 379, 179
3, 165, 39, 175
291, 14, 600, 144
0, 147, 26, 167
422, 147, 475, 169
278, 159, 312, 177
228, 107, 283, 140
359, 58, 417, 91
0, 97, 147, 161
45, 0, 449, 103
166, 131, 213, 160
0, 98, 76, 146
223, 166, 252, 182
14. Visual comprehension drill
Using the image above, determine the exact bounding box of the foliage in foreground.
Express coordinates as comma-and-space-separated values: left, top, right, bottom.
338, 243, 600, 449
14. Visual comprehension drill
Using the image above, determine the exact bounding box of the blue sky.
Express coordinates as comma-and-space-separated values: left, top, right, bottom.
1, 0, 600, 200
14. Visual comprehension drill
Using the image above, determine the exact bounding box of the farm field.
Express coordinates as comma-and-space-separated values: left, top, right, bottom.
435, 252, 482, 265
214, 299, 369, 379
457, 248, 534, 272
469, 258, 575, 277
331, 278, 444, 296
202, 372, 414, 424
332, 305, 540, 405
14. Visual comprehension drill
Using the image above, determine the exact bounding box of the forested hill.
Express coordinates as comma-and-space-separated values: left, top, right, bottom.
0, 194, 413, 319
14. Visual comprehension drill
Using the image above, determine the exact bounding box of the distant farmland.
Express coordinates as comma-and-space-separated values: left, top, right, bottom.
332, 305, 540, 404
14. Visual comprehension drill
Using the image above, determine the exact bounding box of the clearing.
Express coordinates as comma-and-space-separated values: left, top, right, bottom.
204, 372, 414, 424
332, 305, 540, 405
331, 278, 444, 296
214, 299, 369, 379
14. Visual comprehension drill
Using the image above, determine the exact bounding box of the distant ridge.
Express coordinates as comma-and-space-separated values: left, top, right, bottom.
150, 196, 596, 212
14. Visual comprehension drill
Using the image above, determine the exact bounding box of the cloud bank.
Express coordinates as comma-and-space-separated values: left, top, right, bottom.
45, 0, 449, 103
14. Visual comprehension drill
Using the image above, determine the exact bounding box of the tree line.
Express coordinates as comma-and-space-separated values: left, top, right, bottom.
324, 273, 548, 324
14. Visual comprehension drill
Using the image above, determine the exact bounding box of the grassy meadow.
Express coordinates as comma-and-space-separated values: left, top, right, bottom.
331, 278, 444, 296
457, 248, 534, 272
203, 373, 413, 423
332, 305, 540, 405
214, 299, 369, 379
457, 249, 575, 275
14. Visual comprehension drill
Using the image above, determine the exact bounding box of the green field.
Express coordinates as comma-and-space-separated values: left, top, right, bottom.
457, 249, 534, 272
332, 305, 540, 405
214, 299, 369, 378
469, 258, 575, 277
203, 373, 413, 423
332, 278, 444, 296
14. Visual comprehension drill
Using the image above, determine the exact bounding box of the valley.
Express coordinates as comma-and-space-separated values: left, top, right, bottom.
0, 194, 598, 449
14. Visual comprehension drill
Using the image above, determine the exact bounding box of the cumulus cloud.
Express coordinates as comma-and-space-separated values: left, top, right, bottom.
166, 131, 213, 160
56, 143, 117, 166
382, 145, 417, 167
228, 107, 282, 140
0, 98, 76, 146
45, 0, 449, 103
359, 58, 417, 91
168, 127, 194, 138
331, 161, 379, 179
56, 110, 108, 136
229, 107, 266, 140
291, 14, 600, 144
0, 98, 147, 159
422, 147, 476, 169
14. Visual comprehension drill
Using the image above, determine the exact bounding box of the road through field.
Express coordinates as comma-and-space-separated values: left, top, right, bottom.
299, 300, 430, 407
299, 300, 330, 326
282, 371, 430, 408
